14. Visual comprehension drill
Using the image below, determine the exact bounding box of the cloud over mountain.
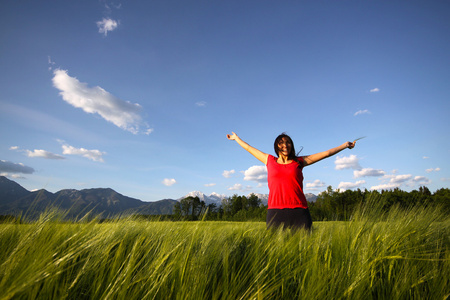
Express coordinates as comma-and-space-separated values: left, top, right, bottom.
62, 144, 105, 162
0, 160, 35, 174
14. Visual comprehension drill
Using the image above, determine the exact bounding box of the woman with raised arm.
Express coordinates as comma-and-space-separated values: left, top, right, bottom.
226, 132, 356, 230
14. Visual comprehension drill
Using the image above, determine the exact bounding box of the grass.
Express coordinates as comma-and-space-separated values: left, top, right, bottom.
0, 203, 448, 299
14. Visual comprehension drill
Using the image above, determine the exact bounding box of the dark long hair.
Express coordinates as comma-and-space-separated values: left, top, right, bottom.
274, 133, 303, 165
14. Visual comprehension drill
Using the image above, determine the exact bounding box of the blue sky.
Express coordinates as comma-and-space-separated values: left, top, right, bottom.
1, 1, 449, 201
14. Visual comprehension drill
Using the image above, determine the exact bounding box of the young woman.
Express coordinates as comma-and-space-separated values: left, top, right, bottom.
226, 132, 356, 230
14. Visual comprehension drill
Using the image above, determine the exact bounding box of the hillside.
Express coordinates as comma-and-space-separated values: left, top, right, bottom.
0, 176, 177, 218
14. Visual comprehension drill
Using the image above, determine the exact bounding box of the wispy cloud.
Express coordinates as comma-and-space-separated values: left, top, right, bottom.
195, 101, 206, 107
370, 183, 399, 190
47, 56, 56, 71
10, 146, 65, 160
370, 172, 431, 190
354, 168, 385, 178
222, 169, 235, 178
52, 69, 152, 134
26, 149, 65, 160
370, 88, 380, 92
162, 178, 176, 186
96, 18, 119, 36
412, 176, 431, 185
102, 0, 122, 11
243, 165, 267, 183
228, 183, 242, 191
204, 183, 216, 187
354, 109, 371, 116
62, 144, 105, 162
0, 160, 35, 174
389, 174, 412, 184
335, 155, 361, 170
426, 167, 440, 173
338, 180, 365, 190
305, 179, 326, 190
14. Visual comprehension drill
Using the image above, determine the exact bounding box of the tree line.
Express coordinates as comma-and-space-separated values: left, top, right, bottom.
173, 186, 449, 222
173, 194, 266, 221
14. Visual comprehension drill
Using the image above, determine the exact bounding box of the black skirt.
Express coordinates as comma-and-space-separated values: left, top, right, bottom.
266, 207, 312, 230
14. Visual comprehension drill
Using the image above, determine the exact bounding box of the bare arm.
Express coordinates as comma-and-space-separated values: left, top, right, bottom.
226, 132, 269, 165
302, 141, 356, 166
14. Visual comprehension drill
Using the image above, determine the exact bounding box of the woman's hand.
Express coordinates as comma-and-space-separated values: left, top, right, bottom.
226, 132, 268, 164
227, 132, 238, 141
347, 141, 356, 149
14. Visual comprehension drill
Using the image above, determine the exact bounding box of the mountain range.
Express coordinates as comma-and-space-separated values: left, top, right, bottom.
182, 191, 317, 205
0, 176, 317, 218
0, 176, 176, 218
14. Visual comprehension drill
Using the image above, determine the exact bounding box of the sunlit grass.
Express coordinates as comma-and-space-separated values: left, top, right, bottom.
0, 204, 448, 299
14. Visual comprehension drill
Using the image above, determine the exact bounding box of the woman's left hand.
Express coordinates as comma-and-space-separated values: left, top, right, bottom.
347, 141, 356, 149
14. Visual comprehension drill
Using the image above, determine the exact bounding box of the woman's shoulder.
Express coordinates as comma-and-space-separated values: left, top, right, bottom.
296, 156, 305, 166
266, 154, 276, 164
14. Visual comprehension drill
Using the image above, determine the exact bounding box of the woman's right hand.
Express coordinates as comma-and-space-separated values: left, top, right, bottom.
227, 132, 238, 140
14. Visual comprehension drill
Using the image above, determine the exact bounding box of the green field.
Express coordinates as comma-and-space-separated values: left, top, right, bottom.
0, 204, 449, 299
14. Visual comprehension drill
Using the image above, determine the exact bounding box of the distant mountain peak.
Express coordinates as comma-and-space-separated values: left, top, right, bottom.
179, 191, 227, 204
179, 190, 317, 205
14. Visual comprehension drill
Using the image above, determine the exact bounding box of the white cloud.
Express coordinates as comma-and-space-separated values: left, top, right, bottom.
389, 174, 412, 184
222, 169, 235, 178
62, 144, 105, 162
354, 109, 371, 116
354, 168, 385, 178
26, 149, 65, 160
423, 156, 430, 159
243, 165, 267, 183
204, 183, 216, 187
335, 155, 361, 170
0, 160, 35, 174
370, 183, 399, 190
426, 167, 440, 173
228, 183, 242, 191
412, 176, 431, 185
96, 18, 119, 36
370, 88, 380, 92
52, 69, 152, 134
371, 172, 432, 191
10, 146, 65, 160
305, 179, 326, 190
162, 178, 176, 186
195, 101, 206, 107
338, 180, 366, 190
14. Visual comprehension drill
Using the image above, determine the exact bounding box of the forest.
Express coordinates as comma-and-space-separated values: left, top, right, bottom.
172, 186, 450, 222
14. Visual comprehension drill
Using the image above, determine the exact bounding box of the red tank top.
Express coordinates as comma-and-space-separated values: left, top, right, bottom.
266, 155, 308, 209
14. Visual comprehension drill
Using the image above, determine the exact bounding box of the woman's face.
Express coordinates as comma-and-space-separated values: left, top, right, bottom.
277, 137, 292, 157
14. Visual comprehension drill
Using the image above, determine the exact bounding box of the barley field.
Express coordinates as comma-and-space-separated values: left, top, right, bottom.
0, 204, 448, 299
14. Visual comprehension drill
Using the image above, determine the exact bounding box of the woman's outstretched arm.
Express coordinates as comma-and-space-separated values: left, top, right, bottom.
227, 132, 269, 165
302, 141, 356, 166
